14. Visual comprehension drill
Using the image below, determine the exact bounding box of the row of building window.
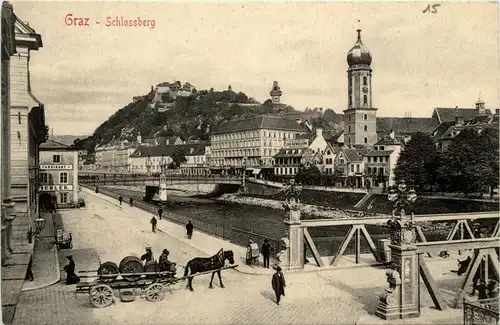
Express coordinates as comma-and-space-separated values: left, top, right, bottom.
40, 172, 68, 184
212, 131, 299, 142
367, 156, 389, 163
346, 137, 369, 144
348, 114, 369, 121
212, 148, 279, 158
274, 167, 300, 175
347, 125, 370, 133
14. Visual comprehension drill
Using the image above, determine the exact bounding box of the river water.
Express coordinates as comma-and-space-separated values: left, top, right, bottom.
103, 186, 451, 257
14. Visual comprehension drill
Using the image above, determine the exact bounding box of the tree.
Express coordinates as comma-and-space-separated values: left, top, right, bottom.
442, 128, 499, 196
394, 132, 442, 191
171, 146, 187, 168
295, 165, 322, 185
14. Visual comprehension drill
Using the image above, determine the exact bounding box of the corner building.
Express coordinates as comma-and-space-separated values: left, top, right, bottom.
343, 29, 378, 147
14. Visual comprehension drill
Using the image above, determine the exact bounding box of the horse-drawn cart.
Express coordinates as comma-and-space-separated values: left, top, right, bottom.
76, 254, 238, 308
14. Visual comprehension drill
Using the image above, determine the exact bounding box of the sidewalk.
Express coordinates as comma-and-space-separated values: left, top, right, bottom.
21, 211, 61, 291
82, 187, 382, 276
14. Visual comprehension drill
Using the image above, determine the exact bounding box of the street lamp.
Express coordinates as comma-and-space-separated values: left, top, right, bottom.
242, 157, 247, 189
386, 180, 418, 245
34, 217, 46, 236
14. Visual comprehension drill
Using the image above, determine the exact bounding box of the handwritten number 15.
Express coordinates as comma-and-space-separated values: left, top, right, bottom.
423, 4, 440, 13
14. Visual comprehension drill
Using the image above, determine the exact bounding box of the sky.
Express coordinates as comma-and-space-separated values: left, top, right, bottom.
11, 1, 500, 136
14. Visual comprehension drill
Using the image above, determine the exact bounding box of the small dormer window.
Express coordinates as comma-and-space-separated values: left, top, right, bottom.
380, 146, 385, 151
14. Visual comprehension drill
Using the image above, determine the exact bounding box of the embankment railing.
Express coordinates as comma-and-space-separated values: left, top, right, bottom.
80, 184, 280, 259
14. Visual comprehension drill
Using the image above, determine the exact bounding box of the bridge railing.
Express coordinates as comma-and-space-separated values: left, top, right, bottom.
464, 298, 499, 324
78, 173, 242, 186
300, 212, 499, 268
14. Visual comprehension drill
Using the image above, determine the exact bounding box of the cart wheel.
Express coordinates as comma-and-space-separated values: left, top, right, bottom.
97, 261, 119, 283
89, 284, 114, 308
145, 283, 165, 302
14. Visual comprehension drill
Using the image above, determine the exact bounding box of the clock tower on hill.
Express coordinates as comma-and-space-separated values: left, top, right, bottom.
343, 29, 378, 147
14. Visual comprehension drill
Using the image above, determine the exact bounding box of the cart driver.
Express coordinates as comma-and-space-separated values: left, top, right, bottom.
141, 247, 154, 263
158, 249, 176, 274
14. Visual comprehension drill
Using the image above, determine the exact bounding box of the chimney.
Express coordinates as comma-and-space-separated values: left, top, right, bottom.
389, 129, 395, 139
315, 128, 323, 137
137, 132, 142, 144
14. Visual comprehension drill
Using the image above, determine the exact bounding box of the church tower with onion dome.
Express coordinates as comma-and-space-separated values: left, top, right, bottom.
343, 29, 378, 147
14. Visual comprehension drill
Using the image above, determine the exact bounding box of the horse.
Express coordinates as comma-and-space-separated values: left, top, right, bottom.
183, 249, 234, 291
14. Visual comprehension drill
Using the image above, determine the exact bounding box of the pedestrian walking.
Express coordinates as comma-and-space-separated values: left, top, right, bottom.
477, 279, 488, 300
64, 255, 80, 285
129, 197, 134, 207
262, 239, 272, 268
271, 266, 286, 305
186, 221, 194, 239
118, 195, 123, 205
151, 216, 157, 233
158, 208, 163, 220
25, 256, 34, 281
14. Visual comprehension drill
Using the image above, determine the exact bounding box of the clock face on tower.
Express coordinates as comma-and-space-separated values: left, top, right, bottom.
362, 87, 368, 93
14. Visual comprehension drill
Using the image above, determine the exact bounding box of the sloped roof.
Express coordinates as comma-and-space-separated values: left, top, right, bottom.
430, 121, 455, 139
130, 145, 178, 158
212, 116, 307, 134
341, 148, 365, 162
40, 139, 75, 150
142, 136, 182, 146
376, 117, 437, 135
375, 135, 402, 146
274, 148, 310, 158
130, 143, 207, 158
433, 107, 493, 123
365, 150, 395, 157
176, 143, 206, 156
325, 130, 344, 143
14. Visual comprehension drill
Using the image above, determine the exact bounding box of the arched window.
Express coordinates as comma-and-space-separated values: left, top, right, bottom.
364, 137, 368, 144
363, 95, 368, 105
364, 114, 368, 120
348, 126, 351, 133
364, 125, 368, 132
363, 76, 367, 86
18, 112, 21, 124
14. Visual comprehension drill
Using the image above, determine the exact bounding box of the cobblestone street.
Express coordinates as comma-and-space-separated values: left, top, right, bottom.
12, 191, 368, 325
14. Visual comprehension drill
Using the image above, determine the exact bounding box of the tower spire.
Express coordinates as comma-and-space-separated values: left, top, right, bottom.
357, 29, 362, 40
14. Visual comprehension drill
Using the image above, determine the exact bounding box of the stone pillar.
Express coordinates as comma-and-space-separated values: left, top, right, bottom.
376, 219, 420, 320
281, 207, 305, 270
390, 243, 419, 319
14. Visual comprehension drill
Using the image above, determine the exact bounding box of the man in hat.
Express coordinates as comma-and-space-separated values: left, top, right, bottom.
158, 249, 175, 274
151, 216, 157, 233
186, 221, 194, 239
64, 255, 80, 285
271, 266, 286, 305
141, 247, 154, 263
118, 195, 123, 205
158, 208, 164, 220
261, 239, 272, 268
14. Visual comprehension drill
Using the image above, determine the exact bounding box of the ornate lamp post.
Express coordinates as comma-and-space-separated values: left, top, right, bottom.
34, 217, 46, 237
376, 180, 420, 320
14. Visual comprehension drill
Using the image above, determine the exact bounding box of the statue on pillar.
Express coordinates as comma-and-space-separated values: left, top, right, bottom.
377, 266, 402, 309
275, 237, 290, 268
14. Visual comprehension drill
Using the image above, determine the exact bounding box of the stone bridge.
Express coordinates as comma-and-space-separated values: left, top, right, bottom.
78, 172, 243, 187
